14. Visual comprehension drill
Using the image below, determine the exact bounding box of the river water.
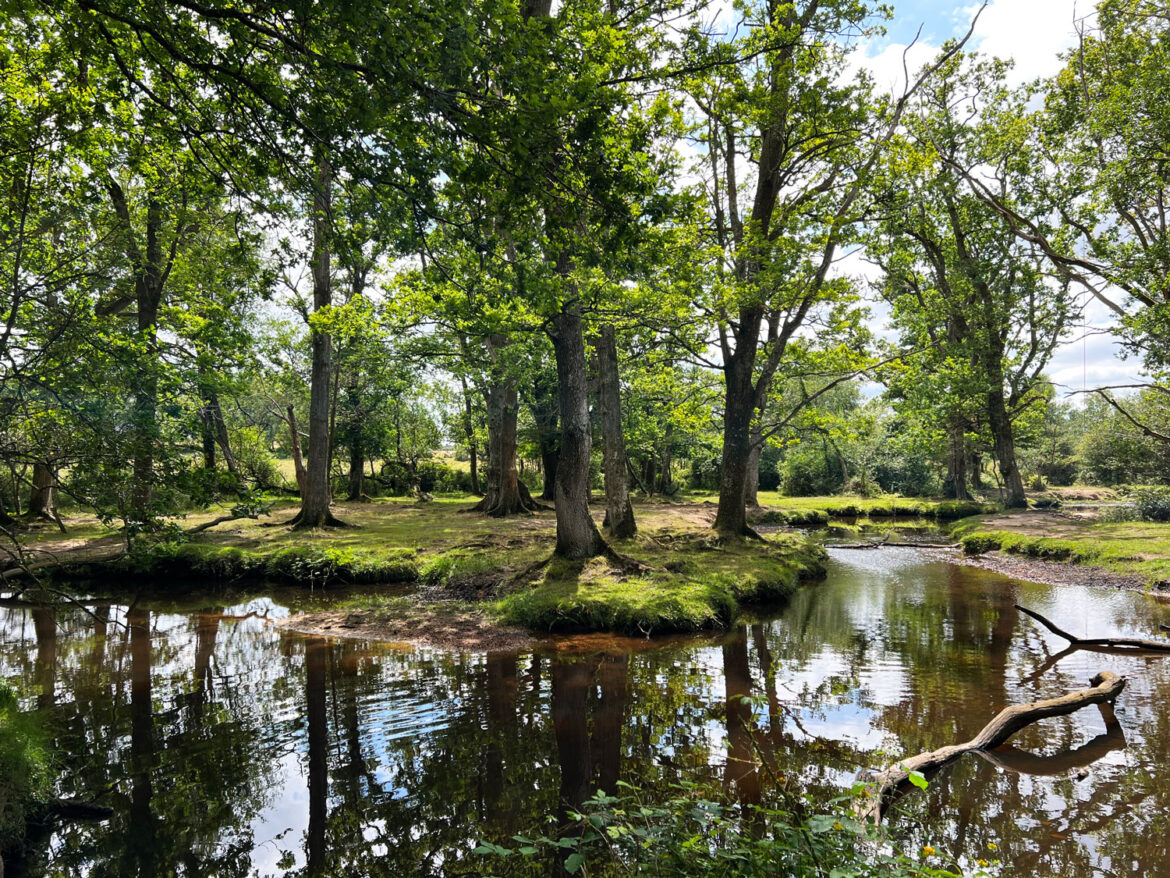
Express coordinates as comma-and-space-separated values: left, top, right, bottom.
3, 547, 1170, 877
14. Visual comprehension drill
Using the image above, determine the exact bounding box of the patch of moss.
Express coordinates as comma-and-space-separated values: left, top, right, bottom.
493, 536, 827, 636
60, 542, 420, 588
0, 683, 51, 855
418, 551, 506, 588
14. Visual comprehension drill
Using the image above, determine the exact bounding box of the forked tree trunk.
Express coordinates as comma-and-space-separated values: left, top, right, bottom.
550, 297, 605, 559
474, 371, 539, 516
987, 382, 1027, 508
598, 324, 635, 538
292, 149, 343, 528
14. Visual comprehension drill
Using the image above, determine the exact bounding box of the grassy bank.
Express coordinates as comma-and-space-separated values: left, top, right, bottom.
952, 513, 1170, 586
493, 532, 828, 635
747, 494, 995, 525
32, 497, 831, 637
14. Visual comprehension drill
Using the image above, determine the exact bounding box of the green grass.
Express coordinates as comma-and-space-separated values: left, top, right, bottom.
743, 494, 996, 522
953, 516, 1170, 585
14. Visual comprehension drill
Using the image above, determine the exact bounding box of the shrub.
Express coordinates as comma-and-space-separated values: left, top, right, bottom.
232, 426, 284, 491
1133, 486, 1170, 522
474, 781, 987, 878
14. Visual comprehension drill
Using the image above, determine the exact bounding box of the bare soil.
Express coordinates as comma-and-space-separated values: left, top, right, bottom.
278, 608, 537, 652
948, 549, 1148, 592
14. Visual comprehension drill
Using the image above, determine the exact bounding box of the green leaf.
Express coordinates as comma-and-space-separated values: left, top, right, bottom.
564, 852, 585, 874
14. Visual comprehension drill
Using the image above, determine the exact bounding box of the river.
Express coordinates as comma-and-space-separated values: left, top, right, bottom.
3, 547, 1169, 876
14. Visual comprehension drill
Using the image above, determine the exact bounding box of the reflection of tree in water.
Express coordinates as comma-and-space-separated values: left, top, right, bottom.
5, 601, 280, 878
3, 562, 1170, 877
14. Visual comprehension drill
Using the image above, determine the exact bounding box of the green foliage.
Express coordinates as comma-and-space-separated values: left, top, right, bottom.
0, 682, 52, 854
1132, 487, 1170, 523
474, 782, 988, 878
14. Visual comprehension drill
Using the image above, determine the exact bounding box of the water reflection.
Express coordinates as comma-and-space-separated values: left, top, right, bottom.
2, 553, 1170, 876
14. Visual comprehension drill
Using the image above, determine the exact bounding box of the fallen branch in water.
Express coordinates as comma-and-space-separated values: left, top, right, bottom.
975, 701, 1125, 777
859, 671, 1126, 822
1017, 604, 1170, 652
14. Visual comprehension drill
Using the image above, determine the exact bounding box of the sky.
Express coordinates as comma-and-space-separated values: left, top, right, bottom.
851, 0, 1143, 402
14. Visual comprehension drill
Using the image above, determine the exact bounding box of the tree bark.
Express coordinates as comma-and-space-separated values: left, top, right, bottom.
293, 150, 343, 527
27, 461, 58, 522
986, 379, 1027, 508
347, 441, 364, 501
287, 405, 308, 496
942, 416, 971, 501
550, 296, 606, 559
531, 372, 561, 502
597, 324, 635, 538
129, 195, 163, 521
744, 438, 761, 508
459, 373, 482, 495
474, 335, 539, 516
714, 313, 762, 538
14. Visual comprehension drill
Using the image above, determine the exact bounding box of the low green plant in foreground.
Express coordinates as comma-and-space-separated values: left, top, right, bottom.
0, 683, 51, 855
473, 781, 998, 877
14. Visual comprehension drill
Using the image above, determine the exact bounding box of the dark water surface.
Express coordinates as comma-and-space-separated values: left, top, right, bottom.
4, 549, 1170, 877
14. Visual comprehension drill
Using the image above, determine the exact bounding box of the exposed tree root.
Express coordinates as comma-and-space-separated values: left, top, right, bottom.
287, 510, 349, 529
859, 670, 1126, 823
1017, 604, 1170, 652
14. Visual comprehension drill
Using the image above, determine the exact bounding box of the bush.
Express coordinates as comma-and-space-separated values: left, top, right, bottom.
688, 456, 722, 492
232, 426, 284, 490
778, 445, 842, 497
473, 781, 988, 878
1133, 486, 1170, 522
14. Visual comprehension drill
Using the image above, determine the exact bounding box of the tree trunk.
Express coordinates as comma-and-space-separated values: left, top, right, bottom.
293, 150, 342, 527
744, 436, 761, 508
942, 417, 971, 501
198, 378, 237, 476
657, 427, 674, 494
129, 198, 163, 522
531, 372, 560, 501
969, 451, 984, 490
986, 382, 1027, 508
459, 373, 482, 495
550, 298, 605, 559
27, 461, 58, 522
347, 441, 363, 501
474, 335, 539, 516
598, 324, 635, 538
713, 317, 761, 538
287, 405, 308, 495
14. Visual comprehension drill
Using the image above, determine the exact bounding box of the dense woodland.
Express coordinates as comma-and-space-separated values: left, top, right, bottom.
1, 0, 1168, 559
